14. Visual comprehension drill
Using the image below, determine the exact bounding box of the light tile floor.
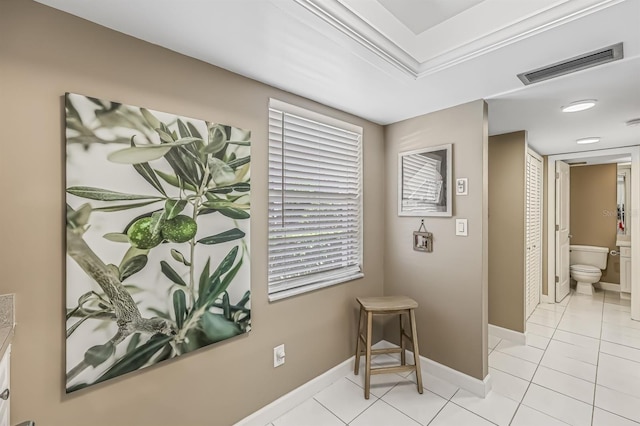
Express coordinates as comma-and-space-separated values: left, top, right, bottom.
268, 289, 640, 425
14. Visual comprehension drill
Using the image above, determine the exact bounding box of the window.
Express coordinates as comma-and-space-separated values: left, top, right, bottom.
268, 99, 363, 301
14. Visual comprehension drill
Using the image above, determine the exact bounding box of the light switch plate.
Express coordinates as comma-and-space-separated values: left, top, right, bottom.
455, 219, 468, 236
274, 344, 285, 367
456, 178, 468, 195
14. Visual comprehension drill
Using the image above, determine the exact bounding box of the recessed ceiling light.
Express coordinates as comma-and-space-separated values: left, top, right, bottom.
576, 137, 600, 144
626, 118, 640, 127
562, 100, 597, 113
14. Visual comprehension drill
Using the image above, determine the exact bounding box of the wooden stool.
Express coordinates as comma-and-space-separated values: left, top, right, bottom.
354, 296, 423, 399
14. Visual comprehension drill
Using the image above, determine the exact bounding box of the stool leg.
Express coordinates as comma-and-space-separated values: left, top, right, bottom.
354, 306, 363, 375
399, 313, 406, 366
364, 311, 373, 399
409, 309, 423, 394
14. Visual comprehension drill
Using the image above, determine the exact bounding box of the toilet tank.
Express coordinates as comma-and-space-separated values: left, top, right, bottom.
570, 245, 609, 269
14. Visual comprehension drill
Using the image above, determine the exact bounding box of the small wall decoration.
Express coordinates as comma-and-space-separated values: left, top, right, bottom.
65, 93, 251, 392
413, 220, 433, 252
398, 144, 452, 217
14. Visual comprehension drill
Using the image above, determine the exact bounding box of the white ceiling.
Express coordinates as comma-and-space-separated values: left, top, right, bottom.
35, 0, 640, 155
376, 0, 485, 35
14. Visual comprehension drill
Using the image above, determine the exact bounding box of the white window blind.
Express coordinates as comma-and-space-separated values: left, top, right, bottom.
268, 99, 363, 301
402, 154, 443, 210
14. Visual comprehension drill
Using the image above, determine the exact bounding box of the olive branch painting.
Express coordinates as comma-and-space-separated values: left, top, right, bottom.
65, 93, 250, 392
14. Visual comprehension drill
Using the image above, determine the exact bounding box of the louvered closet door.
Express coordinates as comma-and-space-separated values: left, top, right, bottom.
526, 153, 543, 318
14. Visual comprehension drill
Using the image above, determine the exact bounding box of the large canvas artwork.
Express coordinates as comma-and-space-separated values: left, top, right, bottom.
65, 93, 251, 392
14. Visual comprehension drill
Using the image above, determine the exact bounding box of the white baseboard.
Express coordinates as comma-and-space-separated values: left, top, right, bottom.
371, 341, 491, 396
234, 357, 354, 426
235, 340, 492, 425
489, 324, 526, 345
595, 281, 621, 292
419, 353, 492, 397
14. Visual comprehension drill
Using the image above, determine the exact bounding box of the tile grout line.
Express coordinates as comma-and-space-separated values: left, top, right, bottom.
510, 291, 572, 425
590, 290, 605, 426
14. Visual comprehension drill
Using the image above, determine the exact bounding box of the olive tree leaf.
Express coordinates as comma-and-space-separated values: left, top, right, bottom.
152, 343, 173, 363
160, 261, 186, 286
119, 255, 148, 281
197, 228, 245, 245
164, 199, 187, 220
170, 249, 190, 266
156, 128, 174, 143
93, 200, 161, 212
237, 290, 251, 308
203, 123, 227, 155
230, 127, 251, 142
219, 207, 250, 219
201, 199, 248, 210
208, 157, 236, 186
154, 169, 198, 192
187, 122, 203, 139
206, 182, 250, 194
126, 333, 141, 354
84, 342, 115, 368
140, 108, 161, 130
149, 210, 166, 239
67, 186, 162, 201
198, 258, 211, 300
66, 203, 92, 228
177, 119, 191, 139
107, 145, 172, 164
85, 95, 108, 109
133, 162, 167, 196
66, 313, 100, 337
206, 255, 243, 306
65, 93, 82, 122
199, 312, 241, 343
147, 308, 171, 320
164, 147, 200, 188
227, 155, 250, 170
200, 246, 238, 305
95, 335, 173, 385
103, 233, 129, 243
173, 289, 187, 329
222, 292, 231, 320
66, 291, 94, 320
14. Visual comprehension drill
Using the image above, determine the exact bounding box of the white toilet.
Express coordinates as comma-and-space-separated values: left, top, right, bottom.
569, 245, 609, 295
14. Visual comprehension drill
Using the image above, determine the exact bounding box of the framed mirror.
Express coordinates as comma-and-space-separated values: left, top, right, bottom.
618, 165, 631, 235
398, 144, 452, 217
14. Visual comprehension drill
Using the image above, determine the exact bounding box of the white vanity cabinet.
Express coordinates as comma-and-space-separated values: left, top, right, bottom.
0, 345, 9, 426
620, 246, 632, 295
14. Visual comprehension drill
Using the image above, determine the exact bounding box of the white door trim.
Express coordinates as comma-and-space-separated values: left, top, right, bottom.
546, 146, 640, 320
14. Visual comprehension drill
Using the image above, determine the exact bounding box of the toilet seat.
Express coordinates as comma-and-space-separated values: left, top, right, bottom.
570, 264, 601, 274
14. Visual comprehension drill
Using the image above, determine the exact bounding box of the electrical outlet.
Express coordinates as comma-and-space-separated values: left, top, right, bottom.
273, 344, 285, 367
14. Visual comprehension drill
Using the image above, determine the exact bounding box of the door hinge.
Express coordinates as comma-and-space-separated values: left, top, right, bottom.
555, 276, 560, 283
556, 172, 560, 179
555, 225, 559, 231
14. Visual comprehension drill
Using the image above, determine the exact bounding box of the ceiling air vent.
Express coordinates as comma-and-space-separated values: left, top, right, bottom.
517, 43, 623, 85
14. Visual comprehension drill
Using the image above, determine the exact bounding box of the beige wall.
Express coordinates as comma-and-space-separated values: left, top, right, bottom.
384, 101, 489, 380
570, 164, 619, 284
0, 1, 385, 425
488, 132, 526, 333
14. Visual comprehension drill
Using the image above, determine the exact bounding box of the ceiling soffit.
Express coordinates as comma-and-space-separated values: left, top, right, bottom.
376, 0, 486, 36
292, 0, 624, 79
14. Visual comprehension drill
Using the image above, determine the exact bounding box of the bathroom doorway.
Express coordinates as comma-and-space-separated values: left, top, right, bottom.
546, 146, 640, 321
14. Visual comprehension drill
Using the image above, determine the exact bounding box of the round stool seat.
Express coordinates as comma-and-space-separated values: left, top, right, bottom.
357, 296, 418, 311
